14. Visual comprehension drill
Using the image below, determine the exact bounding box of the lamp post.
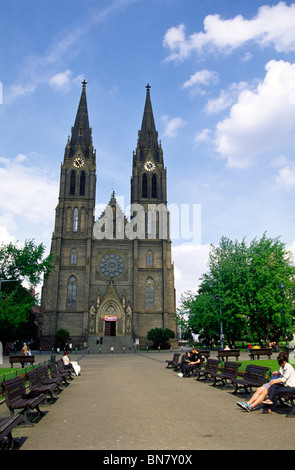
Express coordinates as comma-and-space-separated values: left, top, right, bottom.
279, 282, 286, 346
215, 293, 224, 350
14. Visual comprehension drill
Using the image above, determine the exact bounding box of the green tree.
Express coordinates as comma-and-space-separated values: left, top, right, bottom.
180, 234, 295, 347
147, 327, 175, 349
55, 328, 70, 349
0, 240, 54, 344
246, 234, 295, 343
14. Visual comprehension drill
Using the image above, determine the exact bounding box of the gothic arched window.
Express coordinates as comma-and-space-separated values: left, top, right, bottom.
79, 171, 86, 196
70, 248, 77, 264
145, 277, 154, 309
67, 275, 77, 308
146, 250, 153, 267
142, 174, 148, 198
70, 170, 76, 195
152, 174, 157, 198
73, 207, 78, 232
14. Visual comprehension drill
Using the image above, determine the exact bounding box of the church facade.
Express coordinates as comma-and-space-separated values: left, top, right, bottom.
40, 82, 177, 349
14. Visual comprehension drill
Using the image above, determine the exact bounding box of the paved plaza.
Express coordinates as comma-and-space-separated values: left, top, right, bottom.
1, 350, 295, 451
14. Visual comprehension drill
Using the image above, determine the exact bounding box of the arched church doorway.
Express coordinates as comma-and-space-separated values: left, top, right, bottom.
104, 319, 116, 336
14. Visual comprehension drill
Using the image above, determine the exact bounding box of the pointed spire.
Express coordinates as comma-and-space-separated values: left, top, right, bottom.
70, 80, 92, 151
139, 83, 158, 152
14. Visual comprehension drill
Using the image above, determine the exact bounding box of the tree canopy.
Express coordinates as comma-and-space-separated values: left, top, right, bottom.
0, 240, 54, 343
179, 234, 295, 347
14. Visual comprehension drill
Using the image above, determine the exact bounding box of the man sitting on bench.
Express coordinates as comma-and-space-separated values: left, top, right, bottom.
178, 347, 202, 378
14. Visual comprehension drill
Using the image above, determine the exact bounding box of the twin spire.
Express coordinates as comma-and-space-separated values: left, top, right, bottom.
68, 80, 161, 184
69, 79, 92, 156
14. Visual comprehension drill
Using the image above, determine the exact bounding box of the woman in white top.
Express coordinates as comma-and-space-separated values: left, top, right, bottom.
63, 350, 81, 376
263, 351, 295, 410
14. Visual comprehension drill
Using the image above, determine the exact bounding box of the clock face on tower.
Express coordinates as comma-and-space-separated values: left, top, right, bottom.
144, 160, 155, 172
73, 157, 84, 168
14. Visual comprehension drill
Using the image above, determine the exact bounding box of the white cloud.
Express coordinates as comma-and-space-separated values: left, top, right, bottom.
172, 243, 211, 306
183, 69, 218, 93
194, 128, 211, 145
49, 70, 72, 91
161, 115, 186, 137
7, 84, 37, 103
205, 81, 248, 115
163, 2, 295, 61
241, 52, 252, 63
270, 154, 288, 168
0, 155, 59, 245
276, 165, 295, 190
214, 60, 295, 168
48, 70, 84, 92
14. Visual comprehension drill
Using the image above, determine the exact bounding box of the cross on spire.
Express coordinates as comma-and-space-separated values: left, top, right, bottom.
82, 79, 87, 89
146, 83, 151, 93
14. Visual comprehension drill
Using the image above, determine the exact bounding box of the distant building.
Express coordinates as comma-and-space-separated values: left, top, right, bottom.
40, 83, 177, 349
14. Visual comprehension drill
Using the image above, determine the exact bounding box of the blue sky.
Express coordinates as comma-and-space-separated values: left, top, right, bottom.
1, 0, 295, 303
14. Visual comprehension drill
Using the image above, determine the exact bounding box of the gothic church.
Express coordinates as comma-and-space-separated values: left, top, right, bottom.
40, 82, 177, 349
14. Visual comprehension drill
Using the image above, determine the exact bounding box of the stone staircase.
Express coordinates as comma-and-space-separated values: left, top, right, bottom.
87, 335, 134, 353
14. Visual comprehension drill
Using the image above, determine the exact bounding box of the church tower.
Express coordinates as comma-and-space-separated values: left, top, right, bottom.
40, 83, 177, 349
40, 80, 96, 346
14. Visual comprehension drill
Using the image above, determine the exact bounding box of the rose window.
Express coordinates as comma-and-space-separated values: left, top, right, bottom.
100, 253, 124, 278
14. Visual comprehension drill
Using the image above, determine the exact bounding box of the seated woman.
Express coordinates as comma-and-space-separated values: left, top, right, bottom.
237, 370, 281, 412
63, 350, 81, 376
263, 351, 295, 412
237, 351, 294, 412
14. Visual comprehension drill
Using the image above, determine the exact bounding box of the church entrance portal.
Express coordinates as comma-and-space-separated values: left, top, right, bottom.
104, 320, 116, 336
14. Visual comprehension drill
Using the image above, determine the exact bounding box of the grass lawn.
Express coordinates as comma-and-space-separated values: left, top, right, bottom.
0, 366, 35, 383
238, 359, 279, 373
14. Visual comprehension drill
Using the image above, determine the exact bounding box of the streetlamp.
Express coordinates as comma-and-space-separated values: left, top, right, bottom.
279, 282, 286, 346
215, 293, 224, 350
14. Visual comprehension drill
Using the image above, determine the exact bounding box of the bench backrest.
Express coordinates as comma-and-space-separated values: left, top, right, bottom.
221, 361, 241, 376
199, 350, 210, 358
48, 362, 62, 378
172, 353, 180, 363
250, 348, 272, 354
26, 370, 41, 388
217, 349, 240, 356
244, 364, 270, 383
38, 366, 50, 381
204, 359, 219, 372
56, 359, 67, 373
1, 377, 26, 406
9, 355, 35, 362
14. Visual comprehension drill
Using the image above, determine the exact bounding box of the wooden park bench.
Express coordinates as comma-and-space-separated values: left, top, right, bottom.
1, 376, 46, 426
48, 362, 70, 386
56, 359, 75, 380
166, 353, 181, 369
37, 365, 64, 392
217, 349, 240, 361
0, 414, 24, 449
199, 350, 210, 360
25, 369, 58, 404
231, 364, 270, 395
9, 355, 35, 368
184, 357, 204, 377
195, 358, 219, 381
276, 389, 295, 418
248, 348, 273, 360
207, 361, 241, 388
